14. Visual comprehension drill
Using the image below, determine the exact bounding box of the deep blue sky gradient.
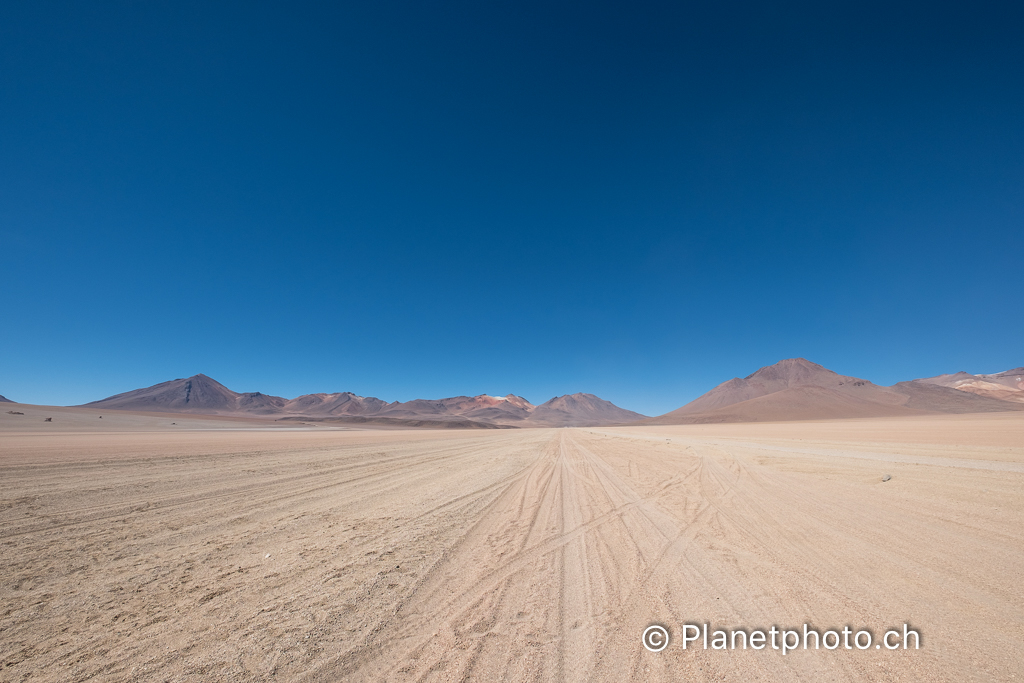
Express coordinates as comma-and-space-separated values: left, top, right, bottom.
2, 1, 1022, 414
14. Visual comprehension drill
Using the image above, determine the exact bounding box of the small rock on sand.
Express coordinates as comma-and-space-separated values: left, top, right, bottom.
882, 474, 892, 482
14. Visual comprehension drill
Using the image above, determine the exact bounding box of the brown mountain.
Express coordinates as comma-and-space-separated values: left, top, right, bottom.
665, 358, 906, 415
82, 375, 644, 427
83, 374, 288, 414
526, 393, 646, 427
647, 358, 1024, 424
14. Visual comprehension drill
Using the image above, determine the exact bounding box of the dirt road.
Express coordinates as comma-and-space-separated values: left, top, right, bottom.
2, 414, 1022, 681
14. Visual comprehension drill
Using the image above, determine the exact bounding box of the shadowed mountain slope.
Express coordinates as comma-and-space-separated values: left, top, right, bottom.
0, 395, 13, 403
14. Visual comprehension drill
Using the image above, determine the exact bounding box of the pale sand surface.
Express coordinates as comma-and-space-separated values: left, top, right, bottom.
1, 411, 1022, 681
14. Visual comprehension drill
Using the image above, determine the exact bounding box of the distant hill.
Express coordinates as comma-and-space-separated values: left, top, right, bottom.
0, 394, 13, 403
282, 392, 393, 417
379, 394, 536, 424
82, 375, 646, 427
646, 358, 1024, 424
526, 393, 646, 426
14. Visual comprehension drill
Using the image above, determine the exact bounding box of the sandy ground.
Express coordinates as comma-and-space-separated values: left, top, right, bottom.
1, 410, 1022, 682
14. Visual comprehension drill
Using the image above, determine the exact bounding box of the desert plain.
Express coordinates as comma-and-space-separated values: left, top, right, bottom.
1, 406, 1023, 682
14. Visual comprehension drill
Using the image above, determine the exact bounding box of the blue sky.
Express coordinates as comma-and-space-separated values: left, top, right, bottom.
2, 1, 1022, 415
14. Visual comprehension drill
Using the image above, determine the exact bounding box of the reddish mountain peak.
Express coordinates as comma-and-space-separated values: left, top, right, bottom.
744, 358, 833, 382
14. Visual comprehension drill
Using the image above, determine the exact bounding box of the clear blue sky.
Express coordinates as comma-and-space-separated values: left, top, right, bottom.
2, 1, 1022, 415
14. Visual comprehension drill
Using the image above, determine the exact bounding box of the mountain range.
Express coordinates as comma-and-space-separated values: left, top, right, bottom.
644, 358, 1024, 424
80, 374, 646, 428
4, 360, 1022, 427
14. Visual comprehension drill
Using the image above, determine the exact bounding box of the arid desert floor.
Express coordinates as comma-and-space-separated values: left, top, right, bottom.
2, 408, 1023, 682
